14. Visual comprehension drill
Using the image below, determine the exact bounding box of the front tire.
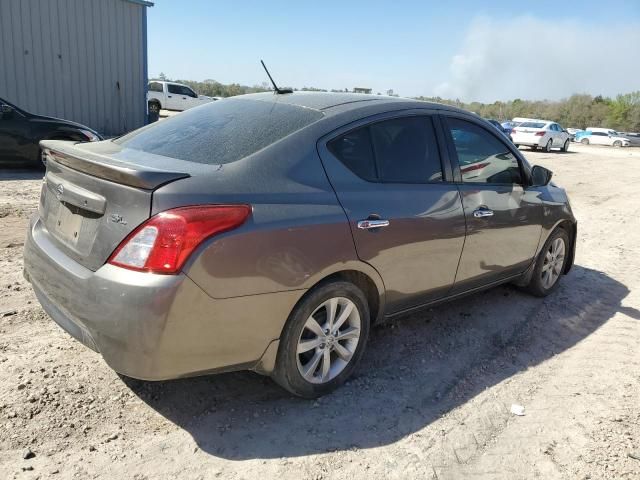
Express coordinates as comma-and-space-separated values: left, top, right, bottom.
561, 139, 570, 152
581, 138, 589, 145
525, 228, 570, 297
273, 281, 370, 398
613, 140, 622, 147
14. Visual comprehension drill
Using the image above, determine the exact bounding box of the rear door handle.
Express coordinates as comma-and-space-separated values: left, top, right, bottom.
473, 208, 494, 218
357, 219, 390, 229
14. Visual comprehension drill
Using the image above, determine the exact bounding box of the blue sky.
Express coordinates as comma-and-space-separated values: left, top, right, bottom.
147, 0, 640, 101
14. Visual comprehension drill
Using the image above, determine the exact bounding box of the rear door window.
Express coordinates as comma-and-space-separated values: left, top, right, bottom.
148, 82, 163, 92
328, 116, 443, 183
327, 127, 377, 181
446, 117, 522, 185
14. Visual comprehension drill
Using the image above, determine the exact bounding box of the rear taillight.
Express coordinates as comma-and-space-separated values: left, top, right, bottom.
535, 131, 545, 136
108, 205, 251, 274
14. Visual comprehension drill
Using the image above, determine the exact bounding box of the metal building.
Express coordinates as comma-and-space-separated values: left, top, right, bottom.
0, 0, 152, 136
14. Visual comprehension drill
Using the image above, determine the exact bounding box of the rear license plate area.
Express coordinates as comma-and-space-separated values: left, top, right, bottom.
53, 204, 84, 246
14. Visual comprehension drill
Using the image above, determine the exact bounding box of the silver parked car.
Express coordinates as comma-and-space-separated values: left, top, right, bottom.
24, 93, 576, 398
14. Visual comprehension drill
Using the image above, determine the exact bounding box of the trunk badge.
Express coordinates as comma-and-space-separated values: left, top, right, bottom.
110, 214, 127, 226
56, 184, 64, 196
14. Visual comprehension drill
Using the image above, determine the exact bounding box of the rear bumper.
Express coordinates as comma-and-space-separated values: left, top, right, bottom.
23, 216, 298, 379
512, 138, 545, 147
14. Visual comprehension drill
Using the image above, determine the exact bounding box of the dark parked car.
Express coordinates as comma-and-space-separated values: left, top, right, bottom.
24, 93, 576, 398
0, 97, 101, 167
486, 118, 513, 141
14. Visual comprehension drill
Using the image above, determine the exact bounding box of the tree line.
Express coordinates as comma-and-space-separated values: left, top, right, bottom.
155, 74, 640, 132
415, 93, 640, 132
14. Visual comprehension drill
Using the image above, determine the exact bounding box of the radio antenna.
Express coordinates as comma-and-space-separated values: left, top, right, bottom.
261, 60, 293, 94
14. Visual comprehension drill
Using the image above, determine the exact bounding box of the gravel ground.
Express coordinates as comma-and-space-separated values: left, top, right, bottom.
1, 144, 639, 479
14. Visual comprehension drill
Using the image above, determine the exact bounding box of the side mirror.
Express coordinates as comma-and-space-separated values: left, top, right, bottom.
531, 165, 553, 186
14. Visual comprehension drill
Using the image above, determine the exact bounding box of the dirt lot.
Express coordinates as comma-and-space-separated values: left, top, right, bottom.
1, 144, 639, 479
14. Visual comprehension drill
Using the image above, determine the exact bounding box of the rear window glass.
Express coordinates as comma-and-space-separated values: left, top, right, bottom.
520, 122, 546, 128
115, 98, 324, 164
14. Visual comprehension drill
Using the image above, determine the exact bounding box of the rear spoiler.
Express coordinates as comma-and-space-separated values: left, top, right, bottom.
40, 140, 190, 190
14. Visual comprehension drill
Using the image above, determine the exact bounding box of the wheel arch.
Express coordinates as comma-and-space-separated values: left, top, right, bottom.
554, 220, 576, 273
541, 219, 576, 274
309, 269, 384, 325
254, 267, 385, 376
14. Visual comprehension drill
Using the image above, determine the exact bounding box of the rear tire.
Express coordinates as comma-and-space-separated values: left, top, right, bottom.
581, 138, 589, 145
524, 228, 570, 297
531, 145, 538, 151
273, 281, 370, 398
545, 139, 553, 152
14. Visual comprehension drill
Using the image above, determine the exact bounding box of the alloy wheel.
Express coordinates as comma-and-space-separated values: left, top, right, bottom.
541, 237, 565, 289
296, 297, 361, 384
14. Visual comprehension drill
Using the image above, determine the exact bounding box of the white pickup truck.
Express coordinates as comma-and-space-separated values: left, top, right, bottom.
147, 81, 217, 114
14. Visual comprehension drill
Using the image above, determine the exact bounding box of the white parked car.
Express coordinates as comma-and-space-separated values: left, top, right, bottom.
579, 127, 630, 147
147, 81, 217, 114
511, 121, 571, 152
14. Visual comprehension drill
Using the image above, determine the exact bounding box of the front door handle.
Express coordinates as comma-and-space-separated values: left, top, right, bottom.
473, 207, 494, 218
357, 219, 390, 230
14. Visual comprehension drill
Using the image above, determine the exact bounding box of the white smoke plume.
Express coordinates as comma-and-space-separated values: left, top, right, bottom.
434, 16, 640, 102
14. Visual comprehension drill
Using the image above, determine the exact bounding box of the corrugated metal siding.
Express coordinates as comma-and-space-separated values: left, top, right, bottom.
0, 0, 147, 136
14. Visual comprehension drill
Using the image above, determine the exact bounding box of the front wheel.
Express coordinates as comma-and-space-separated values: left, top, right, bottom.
613, 140, 622, 147
581, 138, 589, 145
148, 101, 160, 114
561, 139, 570, 152
273, 281, 370, 398
525, 228, 570, 297
148, 101, 160, 123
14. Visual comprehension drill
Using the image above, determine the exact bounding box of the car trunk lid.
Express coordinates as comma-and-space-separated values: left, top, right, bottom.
513, 123, 547, 142
39, 140, 190, 271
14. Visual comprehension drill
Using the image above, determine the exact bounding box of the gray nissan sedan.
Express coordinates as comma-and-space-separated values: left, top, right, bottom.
24, 92, 576, 398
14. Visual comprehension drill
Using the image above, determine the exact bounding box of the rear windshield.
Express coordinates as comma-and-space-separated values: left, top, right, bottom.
115, 98, 324, 164
520, 122, 546, 128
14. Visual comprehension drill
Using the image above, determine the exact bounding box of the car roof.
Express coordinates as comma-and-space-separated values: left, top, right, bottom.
235, 91, 464, 115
